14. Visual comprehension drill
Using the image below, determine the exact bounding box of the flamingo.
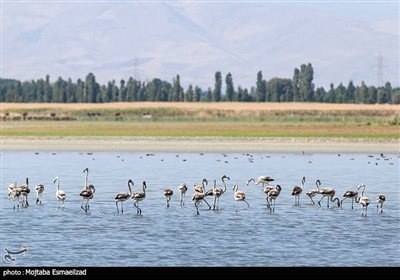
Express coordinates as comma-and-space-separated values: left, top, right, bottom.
267, 185, 282, 213
292, 176, 305, 206
192, 183, 209, 215
193, 178, 211, 209
246, 176, 274, 187
357, 183, 370, 217
376, 194, 386, 213
233, 183, 249, 213
316, 180, 340, 208
19, 178, 30, 208
54, 176, 66, 209
8, 182, 21, 210
115, 179, 133, 214
205, 175, 230, 210
163, 188, 174, 207
132, 181, 147, 215
35, 184, 45, 205
341, 188, 359, 209
8, 182, 17, 199
178, 183, 188, 207
79, 167, 96, 213
306, 179, 321, 205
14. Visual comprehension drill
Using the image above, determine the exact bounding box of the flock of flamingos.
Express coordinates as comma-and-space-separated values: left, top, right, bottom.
7, 167, 386, 216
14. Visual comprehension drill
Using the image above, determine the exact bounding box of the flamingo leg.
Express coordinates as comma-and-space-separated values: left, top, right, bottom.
202, 198, 212, 209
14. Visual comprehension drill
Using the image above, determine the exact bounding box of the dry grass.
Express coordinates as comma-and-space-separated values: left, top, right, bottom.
1, 102, 399, 111
1, 102, 399, 138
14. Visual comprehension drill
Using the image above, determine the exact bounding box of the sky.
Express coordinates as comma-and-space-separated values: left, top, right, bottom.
1, 0, 399, 90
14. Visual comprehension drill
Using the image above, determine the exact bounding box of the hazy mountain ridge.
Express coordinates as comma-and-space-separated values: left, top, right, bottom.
2, 1, 398, 89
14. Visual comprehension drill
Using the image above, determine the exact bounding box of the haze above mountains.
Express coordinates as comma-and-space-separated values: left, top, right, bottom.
2, 1, 399, 90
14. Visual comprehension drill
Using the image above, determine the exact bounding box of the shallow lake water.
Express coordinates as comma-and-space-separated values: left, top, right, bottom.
1, 150, 399, 267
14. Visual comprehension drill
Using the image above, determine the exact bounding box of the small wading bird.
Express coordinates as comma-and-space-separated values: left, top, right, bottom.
163, 188, 174, 207
35, 184, 45, 205
376, 194, 386, 213
292, 176, 305, 206
115, 179, 133, 214
178, 183, 188, 207
80, 167, 96, 213
132, 181, 147, 215
54, 176, 66, 209
233, 183, 249, 213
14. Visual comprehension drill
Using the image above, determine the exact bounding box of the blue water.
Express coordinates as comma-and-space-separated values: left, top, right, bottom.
1, 150, 399, 267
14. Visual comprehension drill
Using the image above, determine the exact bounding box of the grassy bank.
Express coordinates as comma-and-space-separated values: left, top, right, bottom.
1, 102, 399, 138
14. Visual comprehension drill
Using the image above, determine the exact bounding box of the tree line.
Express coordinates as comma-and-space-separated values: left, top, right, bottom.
1, 63, 399, 104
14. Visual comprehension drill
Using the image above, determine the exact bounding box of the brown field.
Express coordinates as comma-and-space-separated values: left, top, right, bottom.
1, 102, 399, 111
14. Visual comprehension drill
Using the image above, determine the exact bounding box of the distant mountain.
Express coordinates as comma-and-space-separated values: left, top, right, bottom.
2, 1, 398, 90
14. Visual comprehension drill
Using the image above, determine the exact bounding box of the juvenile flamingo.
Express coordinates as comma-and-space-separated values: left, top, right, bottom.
19, 178, 30, 208
8, 182, 21, 210
178, 183, 188, 207
341, 188, 359, 209
192, 183, 209, 215
305, 179, 321, 205
292, 176, 305, 206
267, 185, 282, 213
316, 180, 340, 208
193, 178, 212, 209
205, 175, 230, 210
79, 167, 96, 212
35, 184, 45, 205
132, 181, 147, 215
376, 194, 386, 213
115, 179, 133, 214
163, 188, 174, 207
233, 183, 249, 213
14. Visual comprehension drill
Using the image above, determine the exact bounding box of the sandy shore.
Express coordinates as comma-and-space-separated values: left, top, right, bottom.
1, 136, 398, 153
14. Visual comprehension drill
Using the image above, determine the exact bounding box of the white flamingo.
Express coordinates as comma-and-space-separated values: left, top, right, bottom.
178, 183, 188, 207
233, 183, 249, 213
54, 176, 66, 209
357, 183, 370, 217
